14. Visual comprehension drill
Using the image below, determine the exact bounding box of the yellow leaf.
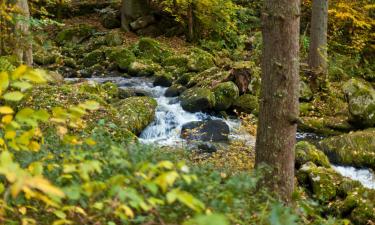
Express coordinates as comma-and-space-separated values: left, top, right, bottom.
5, 130, 16, 139
11, 65, 28, 80
28, 141, 41, 152
31, 177, 65, 198
0, 106, 14, 114
19, 206, 27, 215
0, 71, 9, 91
2, 115, 13, 124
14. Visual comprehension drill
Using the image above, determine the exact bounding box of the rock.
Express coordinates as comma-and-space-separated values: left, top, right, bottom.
135, 24, 163, 37
99, 7, 121, 29
163, 55, 190, 74
300, 80, 313, 101
130, 15, 156, 30
295, 141, 330, 169
297, 162, 341, 202
83, 49, 105, 67
187, 48, 215, 72
34, 50, 59, 65
298, 116, 351, 136
181, 120, 230, 142
153, 73, 173, 87
128, 60, 161, 76
343, 78, 375, 127
114, 96, 157, 135
319, 129, 375, 170
187, 67, 229, 88
63, 57, 77, 68
197, 142, 218, 153
134, 37, 169, 62
104, 31, 123, 46
176, 73, 194, 86
165, 85, 186, 97
46, 71, 64, 84
106, 48, 136, 71
56, 24, 96, 45
232, 94, 258, 114
213, 81, 239, 111
180, 87, 216, 112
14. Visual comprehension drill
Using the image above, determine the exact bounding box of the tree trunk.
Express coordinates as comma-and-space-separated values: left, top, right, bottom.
308, 0, 328, 91
121, 0, 150, 31
255, 0, 300, 202
13, 0, 33, 66
187, 3, 194, 42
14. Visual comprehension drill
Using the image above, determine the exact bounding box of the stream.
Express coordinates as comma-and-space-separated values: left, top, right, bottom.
69, 76, 375, 189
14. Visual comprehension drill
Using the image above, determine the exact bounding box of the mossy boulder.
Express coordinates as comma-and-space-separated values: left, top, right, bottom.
83, 49, 105, 67
56, 24, 96, 45
187, 48, 215, 72
180, 87, 216, 112
106, 47, 136, 71
134, 38, 169, 62
34, 49, 59, 65
187, 67, 229, 88
162, 55, 189, 74
104, 31, 123, 46
128, 60, 161, 77
295, 141, 330, 168
297, 162, 341, 202
213, 81, 239, 111
165, 85, 187, 97
319, 129, 375, 169
99, 7, 121, 29
113, 97, 157, 135
300, 80, 313, 101
343, 78, 375, 127
232, 94, 258, 115
299, 116, 351, 136
153, 72, 173, 87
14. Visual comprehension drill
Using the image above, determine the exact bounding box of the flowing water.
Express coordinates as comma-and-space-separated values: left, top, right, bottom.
68, 76, 374, 189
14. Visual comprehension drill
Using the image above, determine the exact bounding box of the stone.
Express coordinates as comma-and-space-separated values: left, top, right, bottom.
295, 141, 330, 169
181, 120, 230, 142
83, 49, 105, 67
106, 47, 136, 71
180, 87, 216, 112
165, 85, 187, 97
213, 81, 239, 111
343, 78, 375, 127
128, 60, 161, 76
319, 129, 375, 170
130, 15, 156, 30
232, 94, 258, 114
135, 37, 169, 62
187, 48, 215, 72
56, 24, 96, 45
99, 7, 121, 29
153, 72, 173, 87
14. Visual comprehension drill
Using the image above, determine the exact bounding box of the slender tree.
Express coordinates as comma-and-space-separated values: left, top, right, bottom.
13, 0, 33, 66
308, 0, 328, 90
255, 0, 301, 202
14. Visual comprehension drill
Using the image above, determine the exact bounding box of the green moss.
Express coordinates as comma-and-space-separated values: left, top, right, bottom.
187, 67, 229, 88
295, 141, 330, 168
213, 81, 239, 111
299, 117, 347, 136
0, 56, 16, 72
319, 129, 375, 169
300, 80, 313, 101
232, 94, 258, 115
180, 87, 216, 112
134, 37, 170, 62
187, 48, 215, 72
128, 59, 161, 77
56, 24, 96, 45
106, 47, 136, 71
114, 97, 157, 135
83, 49, 105, 67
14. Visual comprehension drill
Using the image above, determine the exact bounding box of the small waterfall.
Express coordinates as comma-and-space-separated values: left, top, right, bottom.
332, 165, 375, 189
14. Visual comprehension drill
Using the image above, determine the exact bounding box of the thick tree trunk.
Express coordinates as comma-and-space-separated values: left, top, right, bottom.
255, 0, 300, 202
187, 3, 194, 42
308, 0, 328, 91
121, 0, 150, 31
13, 0, 33, 66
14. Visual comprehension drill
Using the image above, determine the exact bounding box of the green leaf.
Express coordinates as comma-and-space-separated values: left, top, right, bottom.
0, 71, 9, 91
3, 91, 24, 101
79, 100, 100, 110
183, 214, 229, 225
11, 81, 32, 91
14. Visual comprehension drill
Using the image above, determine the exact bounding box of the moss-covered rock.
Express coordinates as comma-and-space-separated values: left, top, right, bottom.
128, 60, 161, 77
56, 24, 96, 45
299, 116, 351, 136
153, 72, 173, 87
187, 67, 229, 88
297, 162, 341, 202
106, 47, 136, 71
83, 49, 105, 67
113, 97, 157, 135
180, 87, 216, 112
165, 85, 187, 97
162, 55, 189, 74
213, 81, 239, 111
187, 48, 215, 72
343, 78, 375, 127
134, 38, 169, 62
104, 31, 123, 46
295, 141, 330, 168
319, 129, 375, 169
232, 94, 258, 115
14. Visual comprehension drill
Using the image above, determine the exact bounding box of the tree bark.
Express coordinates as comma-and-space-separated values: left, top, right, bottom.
255, 0, 300, 202
13, 0, 33, 66
308, 0, 328, 91
121, 0, 150, 31
187, 3, 194, 42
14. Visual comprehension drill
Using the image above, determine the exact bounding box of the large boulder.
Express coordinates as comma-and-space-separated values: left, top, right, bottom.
213, 81, 239, 111
106, 47, 136, 71
319, 129, 375, 170
134, 38, 169, 62
181, 120, 230, 142
113, 96, 157, 135
83, 49, 105, 67
56, 24, 96, 46
232, 94, 258, 114
99, 7, 121, 29
187, 48, 215, 72
130, 15, 156, 30
180, 87, 216, 112
153, 71, 173, 87
295, 141, 330, 169
128, 60, 161, 77
164, 85, 186, 97
343, 78, 375, 127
